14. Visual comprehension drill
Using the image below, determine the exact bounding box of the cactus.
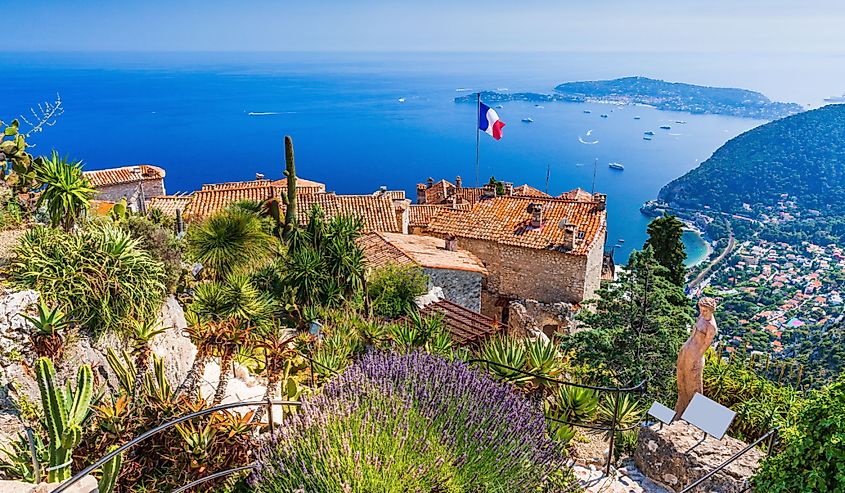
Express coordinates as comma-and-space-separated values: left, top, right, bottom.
35, 357, 93, 482
281, 135, 297, 240
98, 446, 122, 493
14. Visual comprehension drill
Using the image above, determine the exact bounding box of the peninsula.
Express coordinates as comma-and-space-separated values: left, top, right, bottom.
455, 76, 803, 119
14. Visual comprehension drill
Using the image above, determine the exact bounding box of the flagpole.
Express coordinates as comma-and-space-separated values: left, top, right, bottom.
475, 92, 481, 188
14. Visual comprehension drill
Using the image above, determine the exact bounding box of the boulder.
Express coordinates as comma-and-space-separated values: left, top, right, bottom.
0, 476, 97, 493
634, 421, 763, 493
507, 299, 575, 339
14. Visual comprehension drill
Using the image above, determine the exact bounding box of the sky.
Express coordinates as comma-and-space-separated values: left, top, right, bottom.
5, 0, 845, 53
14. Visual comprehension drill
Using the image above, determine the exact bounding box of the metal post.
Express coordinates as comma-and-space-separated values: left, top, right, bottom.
25, 427, 39, 483
605, 390, 620, 476
266, 396, 275, 430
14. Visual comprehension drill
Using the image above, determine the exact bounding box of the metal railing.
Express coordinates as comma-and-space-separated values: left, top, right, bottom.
52, 399, 301, 493
466, 358, 647, 476
678, 428, 777, 493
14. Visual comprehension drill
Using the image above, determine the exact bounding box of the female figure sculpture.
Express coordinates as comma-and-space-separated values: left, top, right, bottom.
674, 297, 718, 420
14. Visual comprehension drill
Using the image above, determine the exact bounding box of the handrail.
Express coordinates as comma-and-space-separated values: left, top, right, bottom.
171, 464, 256, 493
678, 428, 777, 493
53, 399, 301, 493
465, 358, 647, 393
467, 357, 646, 476
545, 415, 642, 433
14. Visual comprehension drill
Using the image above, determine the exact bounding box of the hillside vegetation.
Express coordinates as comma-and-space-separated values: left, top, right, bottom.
659, 104, 845, 216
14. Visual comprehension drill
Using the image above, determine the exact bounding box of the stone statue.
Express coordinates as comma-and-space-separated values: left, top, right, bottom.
674, 297, 718, 420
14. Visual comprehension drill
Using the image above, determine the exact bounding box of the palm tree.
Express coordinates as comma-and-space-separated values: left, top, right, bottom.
186, 208, 275, 280
33, 151, 96, 231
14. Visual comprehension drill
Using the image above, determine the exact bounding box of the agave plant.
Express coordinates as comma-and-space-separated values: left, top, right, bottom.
525, 337, 564, 384
33, 151, 96, 231
20, 298, 72, 359
130, 319, 169, 391
478, 335, 532, 385
596, 393, 644, 441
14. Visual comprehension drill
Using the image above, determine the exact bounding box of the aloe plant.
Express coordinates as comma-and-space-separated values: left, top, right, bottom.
21, 299, 71, 359
35, 357, 93, 482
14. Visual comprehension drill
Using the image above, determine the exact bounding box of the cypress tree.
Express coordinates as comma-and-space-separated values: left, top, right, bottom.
282, 135, 297, 240
645, 212, 687, 286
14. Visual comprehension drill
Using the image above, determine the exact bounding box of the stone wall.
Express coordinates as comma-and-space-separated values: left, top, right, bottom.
507, 299, 575, 338
93, 179, 165, 211
457, 237, 590, 306
424, 268, 483, 312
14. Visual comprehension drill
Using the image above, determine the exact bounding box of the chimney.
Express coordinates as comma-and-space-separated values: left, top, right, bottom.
445, 235, 458, 252
559, 220, 577, 251
481, 183, 497, 198
593, 193, 607, 211
256, 172, 265, 180
530, 203, 543, 228
455, 175, 462, 189
416, 183, 427, 204
503, 182, 514, 196
426, 177, 434, 188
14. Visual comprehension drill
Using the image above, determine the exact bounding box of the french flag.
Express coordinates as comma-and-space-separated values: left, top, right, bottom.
479, 102, 505, 140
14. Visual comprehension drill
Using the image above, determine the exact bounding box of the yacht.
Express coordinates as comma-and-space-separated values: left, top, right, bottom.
643, 136, 652, 140
522, 118, 534, 123
644, 131, 655, 136
600, 114, 608, 118
633, 116, 641, 120
608, 162, 625, 170
660, 125, 671, 130
583, 110, 591, 114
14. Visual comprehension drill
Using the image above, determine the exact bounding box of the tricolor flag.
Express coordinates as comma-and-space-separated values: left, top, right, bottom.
478, 102, 505, 140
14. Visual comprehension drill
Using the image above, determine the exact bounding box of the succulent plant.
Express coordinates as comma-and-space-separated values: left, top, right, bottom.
21, 299, 71, 360
281, 135, 297, 240
35, 357, 93, 482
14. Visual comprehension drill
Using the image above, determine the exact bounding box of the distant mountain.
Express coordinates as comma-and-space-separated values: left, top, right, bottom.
658, 104, 845, 216
455, 76, 802, 119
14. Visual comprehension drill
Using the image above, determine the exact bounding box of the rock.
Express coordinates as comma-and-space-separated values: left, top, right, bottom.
150, 296, 194, 385
414, 286, 445, 308
0, 476, 98, 493
634, 421, 763, 492
507, 299, 575, 339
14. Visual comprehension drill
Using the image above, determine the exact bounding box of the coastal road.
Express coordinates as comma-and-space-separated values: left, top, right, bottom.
688, 226, 735, 292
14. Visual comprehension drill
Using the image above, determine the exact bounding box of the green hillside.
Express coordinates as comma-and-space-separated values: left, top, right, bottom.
659, 104, 845, 216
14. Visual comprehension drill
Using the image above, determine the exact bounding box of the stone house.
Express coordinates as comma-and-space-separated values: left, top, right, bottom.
83, 165, 166, 212
424, 193, 608, 328
416, 176, 552, 206
359, 232, 487, 312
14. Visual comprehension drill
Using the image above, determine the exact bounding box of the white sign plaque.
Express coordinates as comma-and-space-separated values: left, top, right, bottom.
647, 401, 676, 424
681, 393, 736, 440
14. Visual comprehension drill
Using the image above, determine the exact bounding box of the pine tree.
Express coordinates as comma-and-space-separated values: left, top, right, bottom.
645, 212, 687, 286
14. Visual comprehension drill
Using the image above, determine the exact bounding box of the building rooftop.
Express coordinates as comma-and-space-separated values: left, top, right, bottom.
425, 195, 607, 255
557, 188, 595, 201
84, 165, 165, 188
513, 184, 551, 198
359, 232, 487, 274
418, 300, 501, 345
408, 203, 471, 229
148, 195, 193, 217
201, 176, 326, 193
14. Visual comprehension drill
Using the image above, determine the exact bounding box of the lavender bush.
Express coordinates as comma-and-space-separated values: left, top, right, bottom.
250, 351, 574, 492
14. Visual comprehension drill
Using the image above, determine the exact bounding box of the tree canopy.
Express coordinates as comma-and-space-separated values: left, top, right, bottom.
644, 213, 687, 286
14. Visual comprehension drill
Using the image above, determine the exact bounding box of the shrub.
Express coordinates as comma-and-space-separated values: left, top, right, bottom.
752, 375, 845, 492
6, 225, 166, 335
120, 215, 182, 293
250, 351, 573, 492
368, 263, 428, 318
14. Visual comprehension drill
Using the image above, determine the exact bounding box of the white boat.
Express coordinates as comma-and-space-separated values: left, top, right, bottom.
675, 120, 687, 124
583, 110, 591, 114
496, 105, 504, 109
660, 125, 671, 130
600, 114, 608, 118
398, 98, 406, 103
535, 105, 545, 108
608, 162, 625, 170
522, 118, 534, 123
643, 136, 652, 140
633, 116, 641, 120
644, 131, 655, 136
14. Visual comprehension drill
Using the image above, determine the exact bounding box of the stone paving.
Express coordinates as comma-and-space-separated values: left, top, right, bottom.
574, 461, 672, 493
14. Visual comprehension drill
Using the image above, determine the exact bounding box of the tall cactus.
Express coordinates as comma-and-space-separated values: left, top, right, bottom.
35, 357, 93, 483
281, 135, 297, 240
98, 446, 122, 493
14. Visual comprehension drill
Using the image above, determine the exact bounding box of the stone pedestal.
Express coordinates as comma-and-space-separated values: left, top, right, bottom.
634, 421, 763, 493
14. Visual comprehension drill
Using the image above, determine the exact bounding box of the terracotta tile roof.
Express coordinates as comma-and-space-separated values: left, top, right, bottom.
419, 300, 501, 345
513, 184, 551, 198
201, 177, 326, 193
373, 189, 407, 201
409, 203, 473, 228
424, 179, 454, 204
298, 194, 401, 233
186, 186, 278, 220
557, 188, 594, 201
84, 165, 165, 188
358, 233, 416, 268
455, 187, 484, 204
360, 232, 487, 274
425, 195, 606, 255
148, 195, 192, 217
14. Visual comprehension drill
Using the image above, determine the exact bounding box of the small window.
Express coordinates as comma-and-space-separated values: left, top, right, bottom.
542, 324, 559, 338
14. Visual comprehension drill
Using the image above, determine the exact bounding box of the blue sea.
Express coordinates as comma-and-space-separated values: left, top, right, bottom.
2, 52, 843, 262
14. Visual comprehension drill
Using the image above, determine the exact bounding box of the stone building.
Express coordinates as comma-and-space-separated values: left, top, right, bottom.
424, 193, 607, 327
84, 165, 166, 212
415, 176, 552, 206
359, 231, 487, 311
